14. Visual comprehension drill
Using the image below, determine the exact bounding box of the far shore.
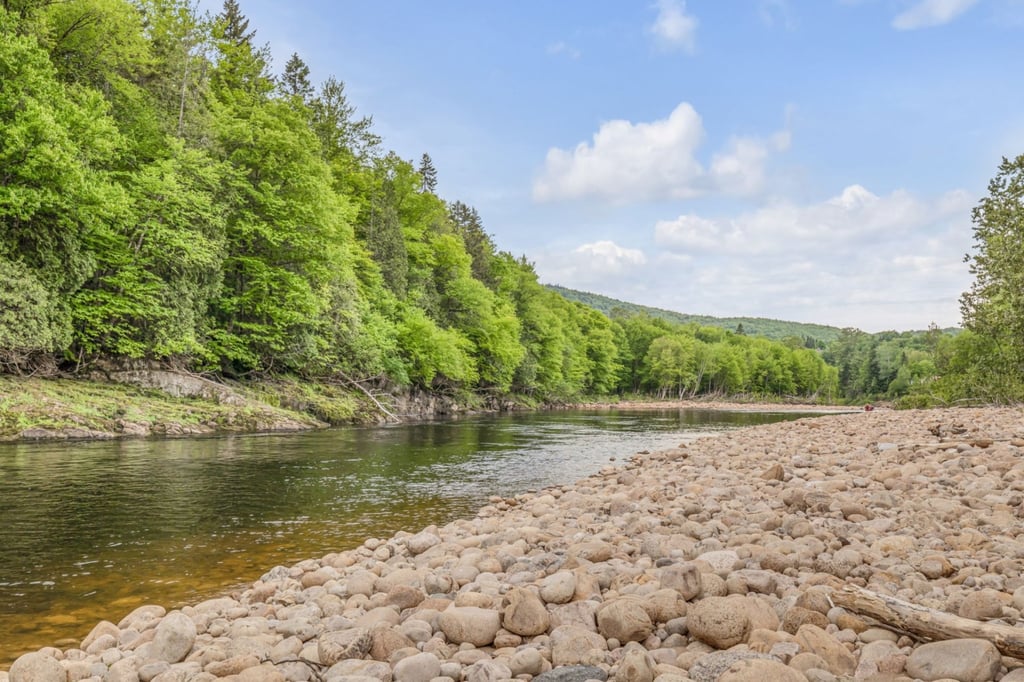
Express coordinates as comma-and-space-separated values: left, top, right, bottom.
0, 373, 860, 443
573, 398, 862, 414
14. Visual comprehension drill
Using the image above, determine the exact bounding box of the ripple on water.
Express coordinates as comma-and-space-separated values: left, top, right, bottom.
0, 408, 819, 665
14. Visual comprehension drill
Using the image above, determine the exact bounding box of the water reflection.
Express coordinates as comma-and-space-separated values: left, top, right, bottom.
0, 408, 818, 664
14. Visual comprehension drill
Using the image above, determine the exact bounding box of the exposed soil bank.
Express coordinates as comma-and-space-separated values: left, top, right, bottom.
5, 406, 1024, 681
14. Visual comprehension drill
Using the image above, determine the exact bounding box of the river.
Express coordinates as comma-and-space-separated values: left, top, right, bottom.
0, 407, 820, 665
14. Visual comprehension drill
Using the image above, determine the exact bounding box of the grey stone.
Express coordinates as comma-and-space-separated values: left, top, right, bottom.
533, 666, 609, 682
688, 652, 774, 682
597, 598, 654, 643
319, 628, 373, 666
392, 653, 441, 682
541, 572, 577, 605
465, 660, 512, 682
9, 652, 65, 682
438, 607, 501, 647
905, 638, 1001, 682
502, 587, 550, 636
150, 612, 197, 664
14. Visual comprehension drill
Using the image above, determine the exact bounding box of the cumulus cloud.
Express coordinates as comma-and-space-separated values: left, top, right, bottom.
649, 0, 698, 52
573, 240, 647, 272
892, 0, 979, 29
533, 103, 787, 203
533, 240, 648, 291
646, 185, 976, 330
654, 184, 972, 254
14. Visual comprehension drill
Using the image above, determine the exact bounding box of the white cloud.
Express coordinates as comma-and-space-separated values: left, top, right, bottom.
533, 240, 648, 291
892, 0, 979, 29
654, 184, 972, 254
531, 182, 975, 329
574, 240, 647, 272
645, 184, 976, 330
547, 41, 582, 60
710, 131, 791, 196
650, 0, 698, 52
533, 103, 788, 203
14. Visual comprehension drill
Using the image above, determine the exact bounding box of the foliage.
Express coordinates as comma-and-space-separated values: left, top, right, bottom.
549, 284, 843, 347
0, 258, 70, 369
0, 0, 862, 405
955, 154, 1024, 403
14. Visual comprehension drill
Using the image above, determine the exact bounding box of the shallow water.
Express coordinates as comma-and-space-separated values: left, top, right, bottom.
0, 408, 817, 664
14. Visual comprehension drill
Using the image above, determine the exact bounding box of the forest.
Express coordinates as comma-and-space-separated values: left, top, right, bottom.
1, 0, 1021, 408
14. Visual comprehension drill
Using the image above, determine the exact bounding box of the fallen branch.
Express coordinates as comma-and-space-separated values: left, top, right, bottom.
333, 373, 399, 422
830, 583, 1024, 659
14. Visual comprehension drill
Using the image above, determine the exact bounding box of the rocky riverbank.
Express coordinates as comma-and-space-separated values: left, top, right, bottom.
0, 375, 490, 442
5, 407, 1024, 682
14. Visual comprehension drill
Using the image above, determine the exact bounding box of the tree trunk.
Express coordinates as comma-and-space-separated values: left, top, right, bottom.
830, 583, 1024, 659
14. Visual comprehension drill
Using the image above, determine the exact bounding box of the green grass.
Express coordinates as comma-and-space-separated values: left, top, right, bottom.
0, 376, 326, 440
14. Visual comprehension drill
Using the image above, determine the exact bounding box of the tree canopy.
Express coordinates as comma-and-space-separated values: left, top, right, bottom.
0, 0, 900, 407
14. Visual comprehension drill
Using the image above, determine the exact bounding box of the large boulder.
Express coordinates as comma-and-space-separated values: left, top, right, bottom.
9, 652, 64, 682
905, 638, 1001, 682
503, 587, 550, 636
550, 625, 608, 667
151, 611, 197, 663
687, 596, 750, 649
597, 598, 654, 643
438, 606, 502, 647
392, 652, 441, 682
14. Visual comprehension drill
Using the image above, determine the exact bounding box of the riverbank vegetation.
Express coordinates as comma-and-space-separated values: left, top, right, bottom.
0, 1, 1020, 424
0, 0, 837, 415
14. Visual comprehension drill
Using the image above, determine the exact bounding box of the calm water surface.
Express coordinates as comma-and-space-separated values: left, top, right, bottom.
0, 408, 818, 664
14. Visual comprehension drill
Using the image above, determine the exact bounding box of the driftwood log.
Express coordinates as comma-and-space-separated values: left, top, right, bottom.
830, 583, 1024, 660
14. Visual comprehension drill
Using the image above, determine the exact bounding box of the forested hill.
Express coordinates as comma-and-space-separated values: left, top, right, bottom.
548, 286, 844, 346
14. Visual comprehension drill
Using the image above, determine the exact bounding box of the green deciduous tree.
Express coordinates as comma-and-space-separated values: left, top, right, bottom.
645, 335, 698, 398
958, 154, 1024, 402
71, 143, 227, 358
0, 14, 122, 304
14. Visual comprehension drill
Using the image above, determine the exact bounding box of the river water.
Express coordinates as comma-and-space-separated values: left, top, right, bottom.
0, 408, 819, 665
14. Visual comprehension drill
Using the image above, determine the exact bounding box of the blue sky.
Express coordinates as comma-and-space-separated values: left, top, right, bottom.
201, 0, 1024, 332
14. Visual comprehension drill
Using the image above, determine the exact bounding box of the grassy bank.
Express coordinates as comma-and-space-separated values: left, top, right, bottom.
0, 376, 337, 441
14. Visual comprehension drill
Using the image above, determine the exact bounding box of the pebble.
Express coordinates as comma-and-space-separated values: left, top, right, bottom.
7, 408, 1024, 682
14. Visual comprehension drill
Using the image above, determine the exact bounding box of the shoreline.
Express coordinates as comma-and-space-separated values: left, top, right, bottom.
572, 399, 859, 414
5, 406, 1024, 681
0, 374, 855, 443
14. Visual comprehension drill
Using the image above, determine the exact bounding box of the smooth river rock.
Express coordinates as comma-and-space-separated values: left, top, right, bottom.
905, 638, 1002, 682
150, 612, 197, 664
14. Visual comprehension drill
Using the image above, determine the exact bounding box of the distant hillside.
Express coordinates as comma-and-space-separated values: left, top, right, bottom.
547, 285, 845, 345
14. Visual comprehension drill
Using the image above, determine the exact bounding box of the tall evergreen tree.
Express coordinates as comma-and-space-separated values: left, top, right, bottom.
210, 0, 269, 99
418, 152, 437, 193
311, 76, 380, 163
216, 0, 252, 44
448, 201, 495, 287
279, 51, 312, 102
